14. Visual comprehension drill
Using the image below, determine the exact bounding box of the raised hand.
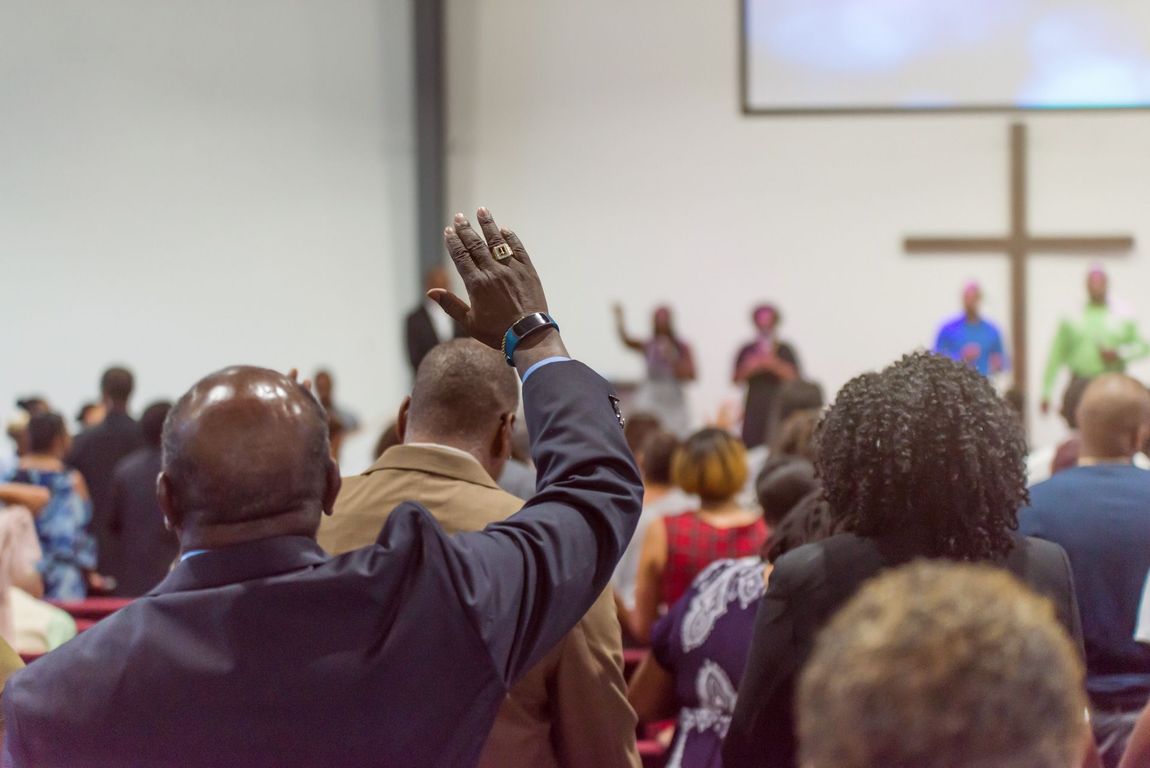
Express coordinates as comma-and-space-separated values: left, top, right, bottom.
432, 208, 549, 350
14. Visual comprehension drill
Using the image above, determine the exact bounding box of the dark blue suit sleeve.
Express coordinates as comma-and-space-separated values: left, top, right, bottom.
438, 360, 642, 685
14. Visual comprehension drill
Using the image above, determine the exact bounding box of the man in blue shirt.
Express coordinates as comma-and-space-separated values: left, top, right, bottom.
1019, 373, 1150, 768
933, 282, 1007, 377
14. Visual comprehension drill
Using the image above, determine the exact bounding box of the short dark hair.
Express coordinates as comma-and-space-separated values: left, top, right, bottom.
408, 340, 519, 442
816, 352, 1026, 561
140, 402, 172, 448
755, 457, 818, 526
763, 490, 837, 563
639, 431, 681, 486
624, 413, 662, 456
798, 562, 1086, 768
27, 412, 66, 454
101, 367, 135, 405
777, 380, 824, 425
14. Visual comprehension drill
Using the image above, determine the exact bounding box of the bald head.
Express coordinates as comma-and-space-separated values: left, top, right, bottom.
160, 366, 338, 548
1077, 374, 1150, 462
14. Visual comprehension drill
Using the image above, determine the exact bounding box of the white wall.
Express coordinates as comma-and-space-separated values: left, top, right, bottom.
0, 0, 416, 472
447, 0, 1150, 448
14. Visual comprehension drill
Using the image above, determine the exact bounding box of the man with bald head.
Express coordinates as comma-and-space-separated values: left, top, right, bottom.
321, 339, 639, 768
1, 209, 642, 768
1021, 373, 1150, 767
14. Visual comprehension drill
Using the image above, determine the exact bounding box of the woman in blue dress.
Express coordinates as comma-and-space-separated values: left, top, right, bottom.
11, 413, 96, 600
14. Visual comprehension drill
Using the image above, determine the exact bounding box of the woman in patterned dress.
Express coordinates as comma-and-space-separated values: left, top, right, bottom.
11, 413, 97, 600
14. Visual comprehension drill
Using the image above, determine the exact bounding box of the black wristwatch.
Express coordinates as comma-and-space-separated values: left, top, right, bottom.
502, 312, 560, 366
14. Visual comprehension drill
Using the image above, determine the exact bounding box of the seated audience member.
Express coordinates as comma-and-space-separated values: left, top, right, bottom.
67, 366, 143, 580
612, 430, 694, 613
798, 562, 1090, 768
627, 456, 820, 768
1, 209, 643, 768
11, 413, 97, 600
1021, 374, 1150, 767
625, 429, 766, 644
107, 402, 179, 596
1029, 376, 1092, 485
724, 353, 1083, 768
497, 421, 536, 500
321, 339, 638, 768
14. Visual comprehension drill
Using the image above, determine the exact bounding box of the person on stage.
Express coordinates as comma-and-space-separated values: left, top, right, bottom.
1041, 268, 1150, 414
614, 304, 696, 435
933, 281, 1007, 377
733, 304, 800, 450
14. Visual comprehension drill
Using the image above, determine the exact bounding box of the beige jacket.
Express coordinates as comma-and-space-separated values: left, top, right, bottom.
320, 444, 640, 768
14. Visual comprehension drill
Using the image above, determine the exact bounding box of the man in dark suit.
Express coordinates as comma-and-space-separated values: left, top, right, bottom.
66, 366, 143, 581
2, 209, 642, 768
106, 401, 179, 597
723, 352, 1083, 768
405, 265, 464, 373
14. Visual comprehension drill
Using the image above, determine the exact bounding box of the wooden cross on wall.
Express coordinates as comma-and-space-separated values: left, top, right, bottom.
905, 123, 1134, 414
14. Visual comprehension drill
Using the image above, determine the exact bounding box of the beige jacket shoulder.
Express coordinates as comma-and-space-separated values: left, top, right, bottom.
321, 445, 639, 768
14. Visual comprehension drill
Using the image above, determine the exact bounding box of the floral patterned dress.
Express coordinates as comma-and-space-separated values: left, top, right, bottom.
10, 468, 96, 600
651, 557, 767, 768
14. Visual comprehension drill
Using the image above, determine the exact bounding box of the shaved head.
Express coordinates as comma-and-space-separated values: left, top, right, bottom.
161, 366, 338, 547
407, 340, 519, 446
1077, 374, 1150, 462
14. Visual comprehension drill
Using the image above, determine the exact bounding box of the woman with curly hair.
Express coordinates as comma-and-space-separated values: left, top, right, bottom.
723, 352, 1085, 768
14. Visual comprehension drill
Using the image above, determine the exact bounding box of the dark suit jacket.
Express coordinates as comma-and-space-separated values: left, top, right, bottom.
66, 411, 142, 577
405, 305, 463, 373
107, 446, 180, 597
2, 361, 641, 768
722, 531, 1083, 768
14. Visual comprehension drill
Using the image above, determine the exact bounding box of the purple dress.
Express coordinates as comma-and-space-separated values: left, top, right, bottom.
651, 557, 767, 768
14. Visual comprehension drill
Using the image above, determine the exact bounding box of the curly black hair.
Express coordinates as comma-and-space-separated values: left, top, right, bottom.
815, 351, 1027, 561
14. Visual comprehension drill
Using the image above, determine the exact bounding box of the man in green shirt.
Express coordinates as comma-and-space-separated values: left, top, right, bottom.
1041, 269, 1150, 413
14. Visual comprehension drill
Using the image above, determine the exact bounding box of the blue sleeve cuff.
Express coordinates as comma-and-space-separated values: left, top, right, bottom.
522, 356, 571, 383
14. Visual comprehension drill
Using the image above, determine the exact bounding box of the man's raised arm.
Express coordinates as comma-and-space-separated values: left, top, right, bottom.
427, 208, 643, 684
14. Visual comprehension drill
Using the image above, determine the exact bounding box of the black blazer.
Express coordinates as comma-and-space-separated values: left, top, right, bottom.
722, 531, 1083, 768
3, 361, 641, 768
405, 305, 463, 373
107, 446, 180, 597
66, 411, 143, 575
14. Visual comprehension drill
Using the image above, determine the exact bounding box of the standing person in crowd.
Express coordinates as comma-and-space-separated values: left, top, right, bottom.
107, 402, 179, 597
612, 430, 694, 614
613, 304, 696, 435
1042, 268, 1150, 415
11, 413, 97, 600
405, 265, 463, 374
314, 369, 359, 463
933, 281, 1008, 377
1021, 374, 1150, 768
724, 352, 1083, 768
1, 208, 643, 768
322, 339, 639, 768
74, 403, 105, 431
627, 455, 821, 768
733, 304, 799, 450
798, 562, 1090, 768
67, 366, 142, 582
624, 428, 767, 644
